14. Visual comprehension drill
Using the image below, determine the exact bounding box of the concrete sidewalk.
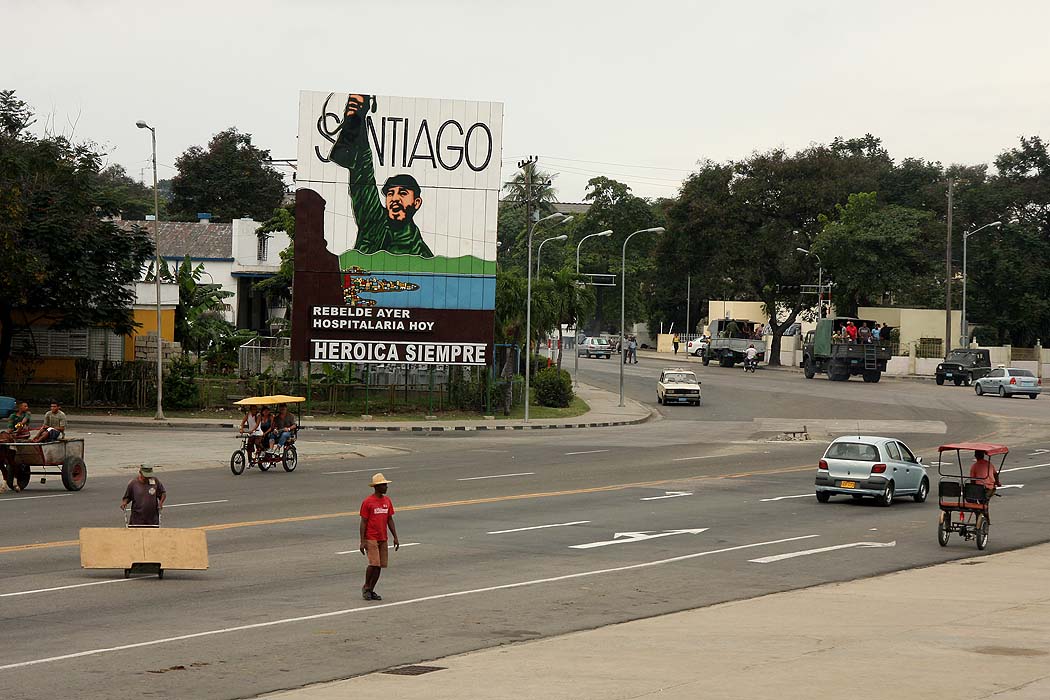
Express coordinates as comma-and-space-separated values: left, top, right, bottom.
260, 543, 1050, 699
71, 382, 652, 433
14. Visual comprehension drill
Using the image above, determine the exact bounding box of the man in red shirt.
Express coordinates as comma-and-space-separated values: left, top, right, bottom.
359, 472, 400, 601
969, 450, 1000, 499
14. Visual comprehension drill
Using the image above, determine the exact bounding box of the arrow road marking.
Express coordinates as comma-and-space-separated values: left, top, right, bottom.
1001, 463, 1050, 474
1028, 449, 1050, 456
749, 541, 896, 564
760, 494, 813, 502
488, 521, 590, 534
570, 528, 708, 549
640, 491, 693, 501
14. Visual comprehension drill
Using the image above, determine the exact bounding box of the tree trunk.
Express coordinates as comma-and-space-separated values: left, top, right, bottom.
0, 303, 13, 390
556, 327, 564, 370
762, 299, 805, 367
500, 346, 515, 415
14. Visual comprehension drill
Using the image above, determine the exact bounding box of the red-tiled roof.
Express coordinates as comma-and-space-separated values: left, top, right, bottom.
117, 220, 233, 259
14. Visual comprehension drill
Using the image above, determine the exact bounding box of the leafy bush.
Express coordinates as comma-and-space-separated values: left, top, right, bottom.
163, 356, 200, 409
533, 367, 573, 408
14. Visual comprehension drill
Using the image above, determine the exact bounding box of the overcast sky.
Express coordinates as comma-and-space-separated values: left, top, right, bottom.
6, 0, 1048, 203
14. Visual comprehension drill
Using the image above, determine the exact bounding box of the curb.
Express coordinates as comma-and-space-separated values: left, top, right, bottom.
73, 411, 654, 434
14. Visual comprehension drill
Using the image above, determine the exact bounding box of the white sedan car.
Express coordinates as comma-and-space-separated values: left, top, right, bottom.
657, 368, 702, 406
686, 336, 709, 357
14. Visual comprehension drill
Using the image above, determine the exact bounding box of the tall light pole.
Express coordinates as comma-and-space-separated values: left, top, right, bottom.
137, 119, 164, 420
536, 233, 568, 276
796, 247, 823, 317
524, 212, 569, 422
576, 230, 612, 274
961, 220, 1002, 346
620, 227, 664, 407
573, 229, 612, 388
945, 177, 954, 358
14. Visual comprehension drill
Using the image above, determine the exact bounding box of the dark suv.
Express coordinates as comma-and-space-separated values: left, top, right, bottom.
935, 349, 991, 386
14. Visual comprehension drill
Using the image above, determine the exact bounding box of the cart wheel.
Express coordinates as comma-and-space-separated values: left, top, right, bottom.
230, 450, 246, 476
282, 445, 298, 472
937, 512, 950, 547
61, 456, 87, 491
976, 516, 989, 550
124, 568, 131, 579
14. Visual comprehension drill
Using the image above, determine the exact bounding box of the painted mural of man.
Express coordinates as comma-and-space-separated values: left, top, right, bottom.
328, 94, 434, 258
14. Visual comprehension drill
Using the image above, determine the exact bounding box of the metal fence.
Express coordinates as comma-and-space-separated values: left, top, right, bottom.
916, 338, 944, 358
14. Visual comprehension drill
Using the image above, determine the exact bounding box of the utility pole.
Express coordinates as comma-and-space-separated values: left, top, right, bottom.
685, 276, 691, 337
521, 156, 536, 423
945, 177, 953, 359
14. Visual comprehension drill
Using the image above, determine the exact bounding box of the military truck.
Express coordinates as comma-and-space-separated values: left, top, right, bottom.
801, 317, 892, 382
935, 348, 991, 386
702, 318, 766, 367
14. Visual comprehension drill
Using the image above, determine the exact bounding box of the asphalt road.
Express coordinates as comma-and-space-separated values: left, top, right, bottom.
2, 355, 1049, 700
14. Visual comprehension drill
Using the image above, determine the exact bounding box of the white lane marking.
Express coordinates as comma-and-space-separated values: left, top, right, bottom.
335, 543, 421, 554
570, 528, 708, 549
564, 449, 610, 456
0, 494, 73, 503
488, 521, 590, 535
998, 484, 1024, 490
0, 578, 130, 598
760, 494, 813, 502
471, 449, 509, 454
324, 467, 401, 475
165, 500, 228, 508
1028, 449, 1050, 456
749, 541, 896, 564
1001, 462, 1050, 474
457, 472, 535, 481
640, 491, 693, 501
672, 455, 717, 462
0, 534, 820, 672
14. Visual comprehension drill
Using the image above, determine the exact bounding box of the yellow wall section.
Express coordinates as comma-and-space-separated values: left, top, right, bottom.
123, 309, 176, 361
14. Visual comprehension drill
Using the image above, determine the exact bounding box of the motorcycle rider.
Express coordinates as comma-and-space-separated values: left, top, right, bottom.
744, 344, 759, 371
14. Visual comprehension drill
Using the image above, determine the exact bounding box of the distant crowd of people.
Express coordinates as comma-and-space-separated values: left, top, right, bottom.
833, 321, 891, 344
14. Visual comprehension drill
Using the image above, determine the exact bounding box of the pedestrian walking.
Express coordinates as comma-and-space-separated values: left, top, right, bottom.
360, 472, 400, 601
120, 465, 166, 526
629, 336, 638, 364
672, 334, 680, 355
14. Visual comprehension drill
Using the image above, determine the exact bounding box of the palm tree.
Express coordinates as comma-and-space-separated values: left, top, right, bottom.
550, 268, 595, 369
502, 162, 559, 216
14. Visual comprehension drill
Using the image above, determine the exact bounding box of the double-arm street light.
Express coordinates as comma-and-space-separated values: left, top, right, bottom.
536, 233, 568, 275
525, 213, 572, 422
573, 229, 613, 388
961, 220, 1002, 346
620, 227, 665, 407
136, 119, 164, 420
796, 247, 824, 318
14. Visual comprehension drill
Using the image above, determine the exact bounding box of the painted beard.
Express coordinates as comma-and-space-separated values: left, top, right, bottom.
386, 201, 417, 223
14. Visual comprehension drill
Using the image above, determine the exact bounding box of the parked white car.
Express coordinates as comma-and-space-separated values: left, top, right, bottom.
686, 336, 709, 357
814, 435, 929, 506
657, 368, 702, 406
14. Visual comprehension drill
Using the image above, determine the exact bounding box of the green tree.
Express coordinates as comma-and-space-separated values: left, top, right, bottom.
812, 193, 935, 316
549, 268, 595, 369
147, 256, 234, 352
252, 206, 295, 312
169, 128, 286, 222
97, 164, 160, 221
0, 90, 154, 385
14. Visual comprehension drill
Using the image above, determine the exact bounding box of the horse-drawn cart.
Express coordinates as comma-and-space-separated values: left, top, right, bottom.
1, 438, 88, 492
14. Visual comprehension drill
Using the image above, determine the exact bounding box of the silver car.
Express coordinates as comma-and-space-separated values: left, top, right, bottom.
974, 367, 1041, 399
814, 436, 929, 506
577, 337, 611, 359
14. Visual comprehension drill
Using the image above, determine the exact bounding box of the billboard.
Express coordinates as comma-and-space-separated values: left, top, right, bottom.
291, 91, 503, 365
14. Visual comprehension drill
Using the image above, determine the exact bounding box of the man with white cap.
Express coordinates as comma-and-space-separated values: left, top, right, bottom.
359, 472, 400, 601
120, 465, 166, 527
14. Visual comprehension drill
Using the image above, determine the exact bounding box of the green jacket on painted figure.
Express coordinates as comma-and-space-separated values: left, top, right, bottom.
329, 112, 434, 258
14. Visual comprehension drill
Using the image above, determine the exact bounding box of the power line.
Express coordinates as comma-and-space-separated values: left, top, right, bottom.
540, 154, 697, 173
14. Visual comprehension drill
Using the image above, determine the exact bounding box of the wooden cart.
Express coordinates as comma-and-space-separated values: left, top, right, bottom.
1, 438, 87, 491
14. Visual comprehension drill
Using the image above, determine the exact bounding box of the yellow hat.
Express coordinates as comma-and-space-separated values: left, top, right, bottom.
369, 472, 392, 486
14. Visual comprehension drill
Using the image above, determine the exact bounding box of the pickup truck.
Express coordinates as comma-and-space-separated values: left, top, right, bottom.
801, 317, 892, 382
702, 318, 765, 368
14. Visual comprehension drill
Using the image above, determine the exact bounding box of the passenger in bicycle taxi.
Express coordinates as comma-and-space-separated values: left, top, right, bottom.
239, 405, 262, 458
255, 407, 275, 455
266, 404, 298, 454
969, 450, 1000, 501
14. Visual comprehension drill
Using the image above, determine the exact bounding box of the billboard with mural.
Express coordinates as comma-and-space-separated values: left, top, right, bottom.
292, 91, 503, 365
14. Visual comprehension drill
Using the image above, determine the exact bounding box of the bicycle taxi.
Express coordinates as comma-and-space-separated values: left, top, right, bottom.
229, 395, 304, 476
936, 442, 1007, 551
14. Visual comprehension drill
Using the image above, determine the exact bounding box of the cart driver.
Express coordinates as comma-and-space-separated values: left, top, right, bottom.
239, 405, 262, 458
121, 465, 166, 527
969, 450, 1000, 501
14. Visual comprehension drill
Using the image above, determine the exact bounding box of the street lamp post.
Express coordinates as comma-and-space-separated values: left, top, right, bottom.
524, 213, 570, 423
620, 227, 664, 407
136, 120, 165, 420
536, 233, 568, 276
796, 247, 824, 317
573, 229, 612, 388
961, 220, 1002, 347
